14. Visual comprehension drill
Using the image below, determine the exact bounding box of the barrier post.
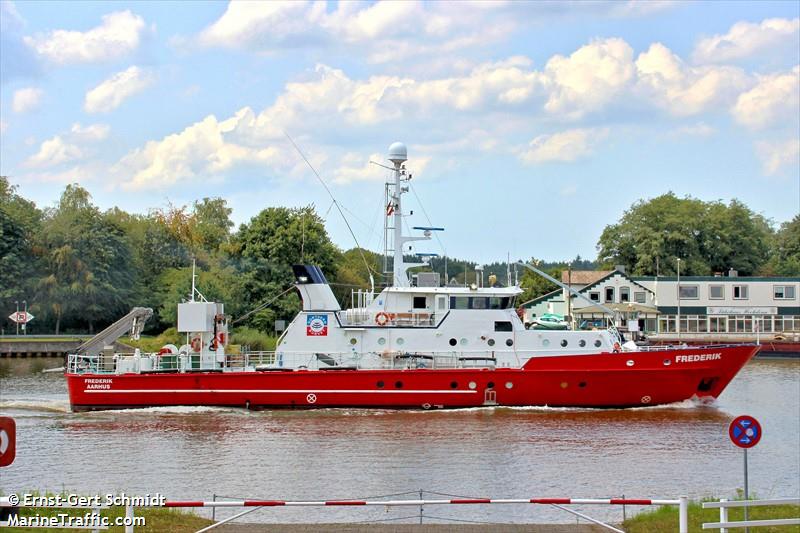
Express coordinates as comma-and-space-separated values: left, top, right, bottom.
679, 496, 688, 533
212, 494, 216, 522
719, 498, 728, 533
418, 489, 423, 524
125, 503, 134, 533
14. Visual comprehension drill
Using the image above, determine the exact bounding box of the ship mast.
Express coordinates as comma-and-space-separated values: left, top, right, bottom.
386, 142, 434, 288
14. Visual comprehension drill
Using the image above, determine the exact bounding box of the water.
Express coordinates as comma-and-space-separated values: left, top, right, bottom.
1, 357, 798, 524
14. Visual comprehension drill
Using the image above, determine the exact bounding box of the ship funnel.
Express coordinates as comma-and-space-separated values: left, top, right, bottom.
292, 265, 341, 311
388, 142, 407, 165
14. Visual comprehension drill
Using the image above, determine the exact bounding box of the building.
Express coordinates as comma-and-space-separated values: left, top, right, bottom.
522, 268, 799, 343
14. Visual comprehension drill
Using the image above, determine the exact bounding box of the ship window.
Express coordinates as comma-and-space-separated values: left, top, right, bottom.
413, 296, 427, 309
460, 338, 468, 346
450, 381, 458, 388
395, 381, 403, 388
377, 381, 384, 388
594, 340, 602, 347
543, 339, 550, 347
396, 337, 404, 345
487, 339, 495, 346
449, 338, 457, 346
494, 321, 513, 332
378, 337, 386, 345
450, 296, 470, 309
487, 382, 495, 389
471, 297, 488, 309
349, 338, 357, 345
505, 339, 513, 346
560, 339, 568, 347
579, 339, 586, 347
489, 297, 510, 309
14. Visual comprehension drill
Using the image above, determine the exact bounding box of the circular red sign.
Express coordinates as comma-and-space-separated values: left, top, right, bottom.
729, 415, 762, 449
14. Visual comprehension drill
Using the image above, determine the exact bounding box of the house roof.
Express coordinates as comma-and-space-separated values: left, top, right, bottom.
562, 270, 613, 285
579, 270, 655, 295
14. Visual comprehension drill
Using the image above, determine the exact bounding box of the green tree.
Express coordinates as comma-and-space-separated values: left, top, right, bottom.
597, 193, 773, 276
518, 260, 561, 303
232, 206, 340, 326
763, 215, 800, 275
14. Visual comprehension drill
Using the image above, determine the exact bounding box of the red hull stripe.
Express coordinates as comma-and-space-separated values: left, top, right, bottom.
84, 389, 477, 395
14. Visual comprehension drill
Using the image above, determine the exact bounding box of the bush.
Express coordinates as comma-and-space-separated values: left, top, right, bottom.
230, 327, 276, 351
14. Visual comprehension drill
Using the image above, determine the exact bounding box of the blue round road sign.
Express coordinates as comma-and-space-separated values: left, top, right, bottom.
729, 415, 762, 448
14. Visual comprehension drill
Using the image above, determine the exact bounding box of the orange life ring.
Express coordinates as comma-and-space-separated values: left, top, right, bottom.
375, 312, 390, 326
613, 342, 621, 353
191, 337, 202, 352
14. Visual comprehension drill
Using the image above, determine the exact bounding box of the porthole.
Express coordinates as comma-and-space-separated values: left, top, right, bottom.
397, 337, 404, 345
378, 337, 386, 346
449, 338, 457, 346
450, 381, 458, 389
468, 381, 477, 390
377, 381, 385, 388
560, 339, 568, 347
594, 340, 602, 348
349, 338, 357, 345
579, 340, 586, 347
395, 381, 403, 388
579, 381, 587, 388
505, 382, 514, 389
487, 339, 495, 346
560, 382, 568, 389
505, 339, 513, 347
487, 381, 495, 389
626, 360, 635, 367
663, 359, 671, 366
460, 338, 468, 346
543, 339, 550, 347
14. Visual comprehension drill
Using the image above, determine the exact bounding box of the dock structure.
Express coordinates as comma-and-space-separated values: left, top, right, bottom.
0, 336, 129, 358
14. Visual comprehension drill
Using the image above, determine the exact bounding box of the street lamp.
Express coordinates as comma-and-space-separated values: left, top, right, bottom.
14, 300, 19, 336
676, 258, 681, 341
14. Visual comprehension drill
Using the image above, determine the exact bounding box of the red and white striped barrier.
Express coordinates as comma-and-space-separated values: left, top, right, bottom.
160, 497, 680, 508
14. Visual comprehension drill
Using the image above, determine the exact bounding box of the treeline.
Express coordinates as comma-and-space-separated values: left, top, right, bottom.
1, 179, 797, 335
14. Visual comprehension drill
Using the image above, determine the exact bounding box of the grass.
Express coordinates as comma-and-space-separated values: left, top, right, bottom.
622, 498, 800, 532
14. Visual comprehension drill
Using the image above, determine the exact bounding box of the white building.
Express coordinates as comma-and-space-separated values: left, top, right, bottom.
523, 269, 799, 341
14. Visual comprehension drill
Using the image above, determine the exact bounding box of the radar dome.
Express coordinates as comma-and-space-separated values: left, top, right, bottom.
388, 142, 407, 164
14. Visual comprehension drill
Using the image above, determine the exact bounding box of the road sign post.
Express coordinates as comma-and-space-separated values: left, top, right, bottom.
729, 415, 762, 532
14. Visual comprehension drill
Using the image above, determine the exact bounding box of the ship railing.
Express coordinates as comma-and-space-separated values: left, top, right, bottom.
634, 343, 754, 352
337, 310, 439, 327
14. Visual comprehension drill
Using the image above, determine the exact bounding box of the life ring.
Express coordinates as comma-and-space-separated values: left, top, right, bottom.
217, 332, 226, 345
190, 337, 202, 352
613, 342, 621, 353
375, 312, 390, 326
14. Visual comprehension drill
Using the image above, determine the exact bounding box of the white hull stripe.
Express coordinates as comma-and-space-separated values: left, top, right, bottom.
84, 389, 478, 394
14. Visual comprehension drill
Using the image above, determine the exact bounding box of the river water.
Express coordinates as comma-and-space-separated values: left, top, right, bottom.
1, 357, 798, 525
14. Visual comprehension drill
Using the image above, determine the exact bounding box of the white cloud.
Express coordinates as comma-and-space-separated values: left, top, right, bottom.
731, 66, 800, 130
669, 122, 716, 138
24, 10, 145, 65
694, 17, 800, 63
520, 128, 609, 164
25, 123, 109, 168
756, 138, 800, 175
84, 66, 155, 113
635, 42, 749, 116
541, 38, 635, 119
12, 87, 43, 113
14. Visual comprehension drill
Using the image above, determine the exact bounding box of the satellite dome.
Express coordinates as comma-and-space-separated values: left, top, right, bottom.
388, 141, 407, 164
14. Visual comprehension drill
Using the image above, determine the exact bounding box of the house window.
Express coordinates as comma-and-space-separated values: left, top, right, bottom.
605, 287, 615, 303
413, 296, 427, 309
620, 287, 630, 302
634, 291, 646, 304
709, 316, 727, 333
678, 285, 699, 299
709, 285, 724, 300
589, 292, 600, 302
774, 285, 796, 300
733, 285, 748, 300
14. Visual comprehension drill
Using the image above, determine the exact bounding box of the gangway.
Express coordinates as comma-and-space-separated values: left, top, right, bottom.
75, 307, 153, 359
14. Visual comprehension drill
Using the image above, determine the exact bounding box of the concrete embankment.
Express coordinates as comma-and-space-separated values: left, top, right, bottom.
0, 337, 128, 358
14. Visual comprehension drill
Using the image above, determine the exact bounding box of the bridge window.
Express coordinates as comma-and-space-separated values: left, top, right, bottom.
413, 296, 427, 309
471, 297, 488, 309
489, 297, 511, 309
494, 321, 513, 332
450, 297, 470, 309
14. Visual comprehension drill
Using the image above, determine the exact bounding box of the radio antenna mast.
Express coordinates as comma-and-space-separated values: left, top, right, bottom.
284, 132, 376, 295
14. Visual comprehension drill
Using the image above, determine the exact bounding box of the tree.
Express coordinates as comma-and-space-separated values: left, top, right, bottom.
597, 193, 774, 276
518, 259, 561, 303
763, 215, 800, 275
232, 206, 340, 326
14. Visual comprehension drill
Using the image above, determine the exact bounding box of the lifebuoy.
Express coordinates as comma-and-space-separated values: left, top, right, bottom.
210, 332, 225, 351
218, 332, 226, 345
190, 337, 202, 352
613, 342, 621, 353
375, 312, 390, 326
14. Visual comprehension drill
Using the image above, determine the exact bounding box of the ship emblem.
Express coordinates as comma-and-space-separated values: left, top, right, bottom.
306, 393, 317, 404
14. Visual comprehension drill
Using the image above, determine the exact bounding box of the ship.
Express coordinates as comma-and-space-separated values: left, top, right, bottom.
65, 142, 759, 411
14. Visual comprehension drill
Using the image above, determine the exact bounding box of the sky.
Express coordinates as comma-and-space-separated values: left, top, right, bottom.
1, 0, 799, 265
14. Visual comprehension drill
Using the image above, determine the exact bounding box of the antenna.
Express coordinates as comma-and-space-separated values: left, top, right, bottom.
284, 132, 375, 295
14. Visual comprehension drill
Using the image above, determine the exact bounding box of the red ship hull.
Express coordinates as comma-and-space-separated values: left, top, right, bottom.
66, 345, 758, 412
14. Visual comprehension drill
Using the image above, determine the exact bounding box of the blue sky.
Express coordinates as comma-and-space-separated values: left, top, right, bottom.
1, 0, 798, 264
